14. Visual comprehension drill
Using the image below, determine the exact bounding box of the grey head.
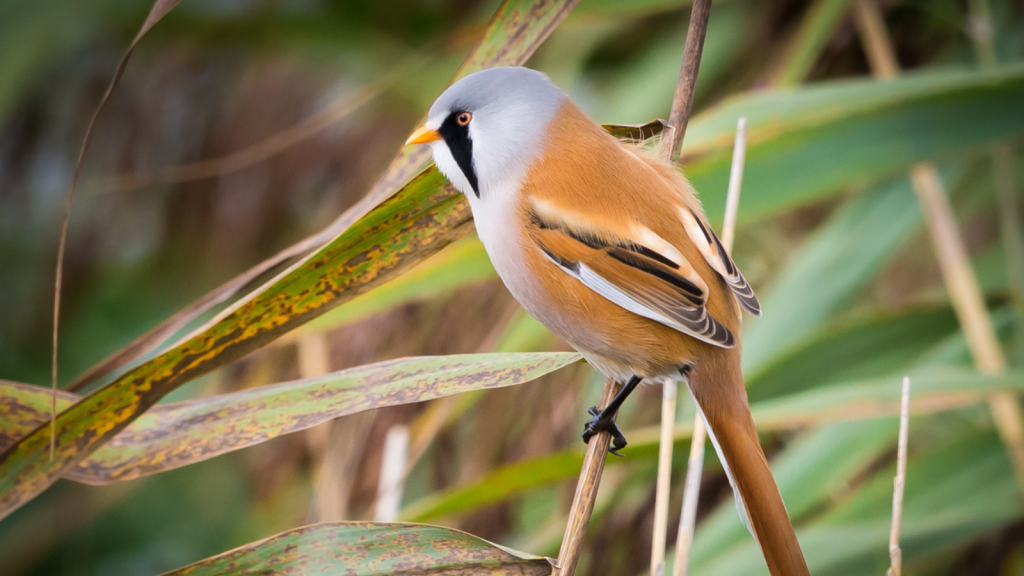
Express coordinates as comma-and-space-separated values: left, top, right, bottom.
410, 67, 566, 199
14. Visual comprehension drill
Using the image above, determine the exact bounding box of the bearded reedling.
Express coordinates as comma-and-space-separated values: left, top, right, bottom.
407, 67, 809, 576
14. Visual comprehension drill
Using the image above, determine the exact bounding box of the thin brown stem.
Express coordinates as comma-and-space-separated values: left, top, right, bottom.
646, 1, 715, 572
556, 379, 621, 576
660, 0, 713, 164
852, 0, 899, 79
672, 116, 747, 576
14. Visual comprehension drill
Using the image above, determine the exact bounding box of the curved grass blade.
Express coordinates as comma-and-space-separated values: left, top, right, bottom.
400, 369, 1024, 522
0, 123, 661, 517
0, 167, 467, 519
1, 353, 578, 483
0, 381, 77, 455
740, 171, 940, 377
67, 0, 583, 394
160, 522, 554, 576
83, 352, 576, 484
291, 235, 495, 338
746, 305, 963, 402
686, 65, 1024, 223
695, 431, 1020, 576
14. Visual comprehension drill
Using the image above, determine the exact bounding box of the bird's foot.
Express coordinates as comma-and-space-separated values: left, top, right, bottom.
582, 406, 628, 456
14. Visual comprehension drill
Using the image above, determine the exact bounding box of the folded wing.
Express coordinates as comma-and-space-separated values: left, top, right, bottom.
528, 200, 736, 348
678, 206, 761, 316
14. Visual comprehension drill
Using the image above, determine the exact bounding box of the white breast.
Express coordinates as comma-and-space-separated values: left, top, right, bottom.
465, 179, 537, 302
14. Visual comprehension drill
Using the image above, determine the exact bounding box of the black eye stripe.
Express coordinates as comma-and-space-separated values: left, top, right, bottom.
438, 111, 479, 197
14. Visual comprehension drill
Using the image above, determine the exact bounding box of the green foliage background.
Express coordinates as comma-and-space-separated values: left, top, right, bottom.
1, 0, 1024, 574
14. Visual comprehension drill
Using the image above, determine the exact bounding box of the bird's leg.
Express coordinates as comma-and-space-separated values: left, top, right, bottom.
582, 375, 643, 456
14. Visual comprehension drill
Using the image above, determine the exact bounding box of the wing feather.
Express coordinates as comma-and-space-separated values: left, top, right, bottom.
529, 203, 735, 348
678, 207, 761, 316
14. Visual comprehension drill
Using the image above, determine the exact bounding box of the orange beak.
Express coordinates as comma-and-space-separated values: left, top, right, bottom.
406, 125, 441, 145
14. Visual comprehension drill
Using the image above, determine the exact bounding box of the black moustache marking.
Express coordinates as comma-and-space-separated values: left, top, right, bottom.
438, 111, 479, 197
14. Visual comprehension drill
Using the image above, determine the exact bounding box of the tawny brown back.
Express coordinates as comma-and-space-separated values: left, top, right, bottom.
515, 101, 737, 376
511, 101, 809, 576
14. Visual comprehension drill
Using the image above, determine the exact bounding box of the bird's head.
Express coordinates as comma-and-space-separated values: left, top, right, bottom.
406, 67, 565, 199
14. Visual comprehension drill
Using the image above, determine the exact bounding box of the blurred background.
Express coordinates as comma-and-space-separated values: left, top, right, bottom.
2, 0, 1024, 574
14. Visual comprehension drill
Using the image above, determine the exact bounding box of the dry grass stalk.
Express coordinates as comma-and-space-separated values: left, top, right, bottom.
967, 0, 1024, 364
374, 425, 410, 522
672, 419, 707, 576
886, 376, 911, 576
558, 2, 713, 572
298, 333, 350, 522
721, 117, 748, 252
660, 0, 713, 164
648, 1, 714, 573
671, 115, 748, 576
651, 380, 677, 576
853, 0, 1024, 492
555, 379, 622, 576
308, 412, 376, 522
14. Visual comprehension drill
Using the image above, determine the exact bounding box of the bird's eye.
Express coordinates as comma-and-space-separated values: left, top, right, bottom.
457, 112, 472, 126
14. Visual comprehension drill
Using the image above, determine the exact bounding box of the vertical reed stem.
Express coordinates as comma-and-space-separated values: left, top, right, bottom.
649, 2, 714, 574
561, 2, 713, 573
651, 381, 677, 576
886, 376, 911, 576
672, 116, 748, 576
672, 417, 707, 576
556, 379, 621, 576
374, 425, 410, 522
967, 0, 1024, 365
661, 0, 713, 163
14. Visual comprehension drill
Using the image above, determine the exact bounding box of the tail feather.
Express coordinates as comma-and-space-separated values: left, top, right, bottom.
685, 346, 809, 576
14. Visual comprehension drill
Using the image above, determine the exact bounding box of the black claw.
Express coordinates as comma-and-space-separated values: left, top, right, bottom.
582, 406, 629, 455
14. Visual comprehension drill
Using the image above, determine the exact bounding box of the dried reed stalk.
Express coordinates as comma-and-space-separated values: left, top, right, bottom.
647, 2, 714, 575
298, 333, 364, 523
660, 0, 713, 164
558, 3, 713, 573
556, 380, 622, 576
672, 417, 706, 576
853, 0, 1024, 491
967, 0, 1024, 364
651, 380, 677, 576
672, 116, 748, 576
374, 424, 410, 522
886, 376, 911, 576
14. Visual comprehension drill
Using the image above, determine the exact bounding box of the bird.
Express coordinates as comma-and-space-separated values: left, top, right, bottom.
406, 66, 809, 576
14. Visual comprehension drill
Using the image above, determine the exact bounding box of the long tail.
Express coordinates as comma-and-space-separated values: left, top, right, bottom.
686, 345, 809, 576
